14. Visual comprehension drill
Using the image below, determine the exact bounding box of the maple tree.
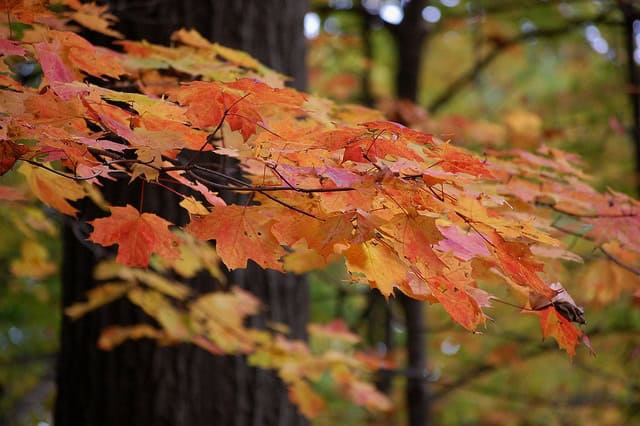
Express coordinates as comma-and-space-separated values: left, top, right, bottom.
3, 0, 640, 422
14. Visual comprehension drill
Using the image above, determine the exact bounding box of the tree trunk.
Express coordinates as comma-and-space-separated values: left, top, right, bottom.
54, 1, 310, 426
392, 3, 431, 424
392, 0, 429, 101
620, 1, 640, 192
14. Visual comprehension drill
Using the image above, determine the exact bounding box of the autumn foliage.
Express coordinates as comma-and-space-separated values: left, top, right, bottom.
2, 0, 640, 417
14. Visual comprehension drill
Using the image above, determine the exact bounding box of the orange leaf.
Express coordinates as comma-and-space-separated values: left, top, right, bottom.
167, 81, 225, 129
427, 276, 486, 331
381, 214, 444, 271
534, 306, 592, 358
227, 78, 307, 108
186, 205, 286, 270
88, 205, 181, 267
288, 380, 326, 418
438, 143, 494, 178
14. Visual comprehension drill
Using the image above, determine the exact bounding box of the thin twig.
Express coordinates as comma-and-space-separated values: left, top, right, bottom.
19, 159, 103, 180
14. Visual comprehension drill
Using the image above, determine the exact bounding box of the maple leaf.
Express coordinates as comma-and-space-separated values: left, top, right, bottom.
70, 2, 124, 39
486, 230, 556, 299
0, 140, 29, 175
438, 143, 494, 178
271, 211, 355, 260
65, 283, 130, 319
88, 205, 181, 267
52, 31, 126, 79
189, 288, 260, 353
186, 205, 286, 270
435, 224, 491, 261
34, 40, 75, 84
98, 325, 165, 350
344, 240, 408, 297
308, 319, 360, 344
288, 380, 326, 418
533, 306, 593, 358
427, 276, 486, 331
222, 91, 262, 139
361, 120, 433, 147
9, 239, 57, 279
227, 78, 307, 108
380, 214, 444, 271
332, 366, 392, 412
18, 163, 86, 217
167, 81, 225, 129
128, 288, 191, 340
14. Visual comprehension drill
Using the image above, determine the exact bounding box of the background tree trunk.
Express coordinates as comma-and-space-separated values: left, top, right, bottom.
391, 3, 431, 424
620, 0, 640, 192
55, 1, 309, 425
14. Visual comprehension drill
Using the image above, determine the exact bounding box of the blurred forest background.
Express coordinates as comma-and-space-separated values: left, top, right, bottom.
2, 1, 640, 425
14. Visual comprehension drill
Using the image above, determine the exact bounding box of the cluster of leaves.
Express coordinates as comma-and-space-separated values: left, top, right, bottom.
2, 0, 640, 417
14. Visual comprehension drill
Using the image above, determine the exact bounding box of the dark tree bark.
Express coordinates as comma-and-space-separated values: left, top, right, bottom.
109, 0, 307, 90
392, 3, 431, 425
391, 0, 429, 102
400, 295, 429, 426
55, 1, 309, 426
620, 0, 640, 192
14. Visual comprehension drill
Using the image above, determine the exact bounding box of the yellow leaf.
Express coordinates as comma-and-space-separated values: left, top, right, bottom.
19, 163, 86, 216
71, 5, 124, 39
98, 324, 165, 350
65, 283, 130, 319
93, 260, 191, 300
128, 288, 191, 340
179, 196, 209, 215
344, 240, 408, 297
170, 28, 212, 49
504, 109, 542, 149
9, 240, 56, 279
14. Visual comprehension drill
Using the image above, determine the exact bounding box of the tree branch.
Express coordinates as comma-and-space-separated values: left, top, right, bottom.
600, 245, 640, 275
428, 10, 620, 113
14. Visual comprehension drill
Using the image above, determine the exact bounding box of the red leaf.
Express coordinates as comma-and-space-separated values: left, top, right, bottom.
487, 230, 555, 299
167, 81, 226, 129
0, 140, 29, 175
88, 205, 181, 267
227, 78, 307, 108
534, 306, 593, 358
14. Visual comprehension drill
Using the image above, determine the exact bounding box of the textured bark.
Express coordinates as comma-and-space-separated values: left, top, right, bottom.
55, 1, 309, 425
